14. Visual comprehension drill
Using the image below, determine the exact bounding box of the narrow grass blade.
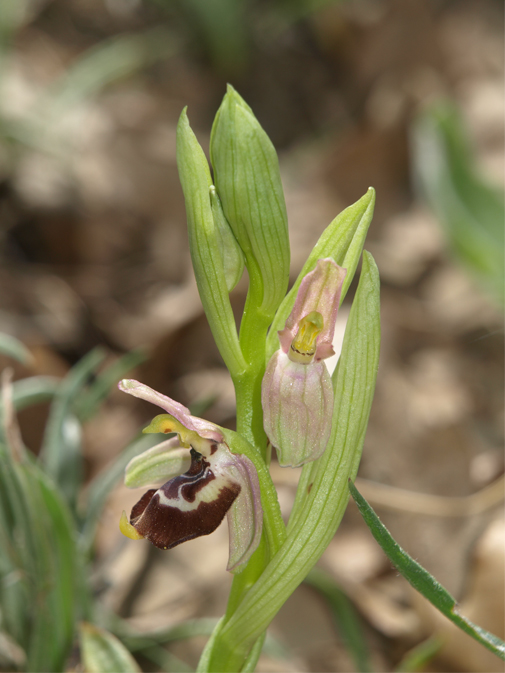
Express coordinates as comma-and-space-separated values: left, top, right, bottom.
74, 349, 146, 422
11, 376, 60, 411
305, 567, 371, 673
135, 644, 192, 672
28, 466, 77, 671
413, 103, 504, 308
394, 636, 443, 672
40, 348, 105, 501
0, 449, 29, 651
80, 622, 141, 673
115, 617, 220, 652
0, 443, 77, 672
0, 629, 26, 670
0, 334, 33, 366
349, 481, 505, 661
45, 28, 178, 112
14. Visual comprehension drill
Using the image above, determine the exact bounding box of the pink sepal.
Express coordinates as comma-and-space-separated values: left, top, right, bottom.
261, 350, 334, 467
118, 379, 224, 442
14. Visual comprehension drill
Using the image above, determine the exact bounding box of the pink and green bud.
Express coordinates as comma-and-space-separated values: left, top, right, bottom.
118, 379, 262, 572
262, 259, 347, 467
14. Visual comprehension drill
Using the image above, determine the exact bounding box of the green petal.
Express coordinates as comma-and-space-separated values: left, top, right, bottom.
124, 438, 190, 488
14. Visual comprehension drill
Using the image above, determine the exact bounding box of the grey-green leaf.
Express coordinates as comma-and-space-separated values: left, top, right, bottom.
40, 348, 105, 507
11, 376, 60, 411
74, 349, 146, 422
0, 445, 77, 672
0, 334, 33, 366
80, 622, 141, 673
305, 568, 371, 673
413, 103, 504, 308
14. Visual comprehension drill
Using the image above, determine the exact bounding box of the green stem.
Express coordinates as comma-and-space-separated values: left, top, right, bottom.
234, 257, 272, 456
204, 258, 280, 672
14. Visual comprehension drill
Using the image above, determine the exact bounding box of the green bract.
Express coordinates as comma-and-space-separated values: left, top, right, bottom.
266, 187, 375, 362
210, 85, 290, 318
210, 185, 245, 292
176, 108, 246, 378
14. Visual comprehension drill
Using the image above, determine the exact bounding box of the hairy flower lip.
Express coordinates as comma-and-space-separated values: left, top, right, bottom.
127, 448, 241, 551
118, 379, 263, 572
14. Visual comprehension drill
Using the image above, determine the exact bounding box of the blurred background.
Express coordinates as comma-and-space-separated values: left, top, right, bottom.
0, 0, 503, 671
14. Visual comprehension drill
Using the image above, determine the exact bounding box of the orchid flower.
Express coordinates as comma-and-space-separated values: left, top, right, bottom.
117, 379, 263, 572
261, 258, 347, 467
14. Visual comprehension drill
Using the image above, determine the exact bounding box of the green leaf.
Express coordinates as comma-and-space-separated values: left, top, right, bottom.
80, 622, 141, 673
305, 567, 371, 673
11, 376, 60, 411
39, 348, 106, 505
394, 636, 443, 672
178, 0, 249, 74
45, 28, 178, 112
413, 102, 504, 308
210, 185, 245, 291
177, 108, 247, 378
196, 617, 225, 673
0, 628, 26, 670
266, 188, 375, 362
116, 617, 220, 652
348, 480, 505, 662
240, 632, 265, 673
0, 445, 77, 672
210, 85, 290, 318
0, 334, 33, 366
74, 349, 147, 422
205, 251, 381, 672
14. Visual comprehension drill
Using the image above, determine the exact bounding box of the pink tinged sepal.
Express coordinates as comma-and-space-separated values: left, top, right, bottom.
262, 350, 333, 467
225, 454, 263, 572
118, 379, 223, 444
279, 258, 347, 362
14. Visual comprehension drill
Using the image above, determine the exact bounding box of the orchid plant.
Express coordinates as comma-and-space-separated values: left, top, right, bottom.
118, 85, 380, 672
0, 89, 502, 673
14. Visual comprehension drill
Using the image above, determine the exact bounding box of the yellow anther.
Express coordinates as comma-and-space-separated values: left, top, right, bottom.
289, 311, 324, 364
119, 511, 144, 540
142, 414, 193, 447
